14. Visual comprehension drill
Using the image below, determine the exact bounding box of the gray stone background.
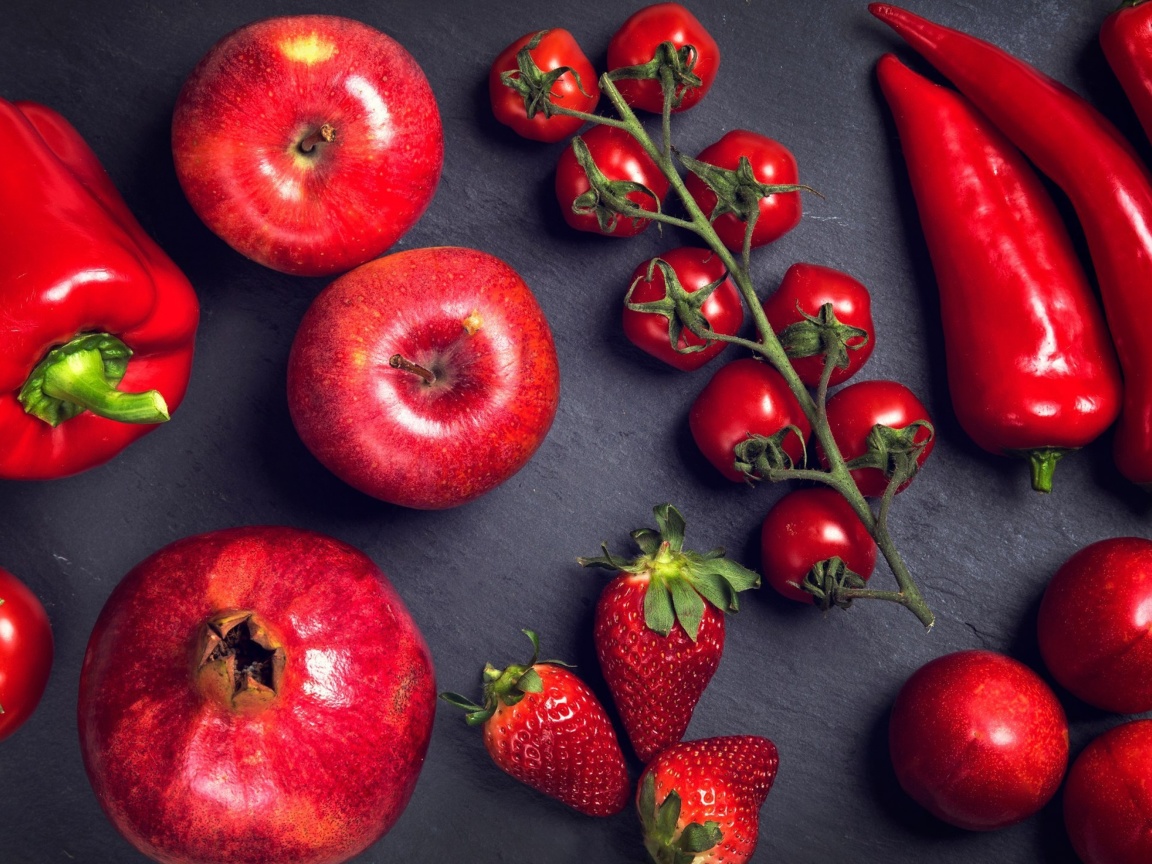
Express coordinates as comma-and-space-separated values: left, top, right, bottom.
0, 1, 1140, 861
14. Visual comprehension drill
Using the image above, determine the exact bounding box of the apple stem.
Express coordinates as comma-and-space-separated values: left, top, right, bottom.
389, 354, 436, 384
298, 123, 336, 154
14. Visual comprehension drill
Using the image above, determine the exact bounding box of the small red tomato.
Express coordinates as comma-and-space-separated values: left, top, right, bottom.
889, 650, 1069, 831
1038, 537, 1152, 714
823, 380, 934, 497
0, 566, 53, 742
489, 29, 599, 143
1064, 719, 1152, 864
760, 488, 877, 604
555, 124, 670, 237
689, 358, 810, 482
684, 130, 804, 252
623, 247, 744, 371
606, 3, 720, 114
762, 263, 875, 387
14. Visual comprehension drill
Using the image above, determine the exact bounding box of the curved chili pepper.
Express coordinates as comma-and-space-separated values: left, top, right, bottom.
871, 4, 1152, 488
877, 55, 1122, 493
0, 98, 199, 480
1102, 1, 1152, 147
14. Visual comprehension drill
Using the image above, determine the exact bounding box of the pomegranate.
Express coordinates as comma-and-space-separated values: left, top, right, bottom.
78, 526, 436, 864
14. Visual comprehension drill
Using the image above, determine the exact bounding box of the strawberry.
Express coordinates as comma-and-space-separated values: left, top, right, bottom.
638, 736, 780, 864
440, 630, 630, 817
579, 504, 760, 762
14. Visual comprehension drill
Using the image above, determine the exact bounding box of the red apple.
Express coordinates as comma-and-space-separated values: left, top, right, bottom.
287, 246, 560, 509
78, 527, 436, 864
172, 15, 443, 276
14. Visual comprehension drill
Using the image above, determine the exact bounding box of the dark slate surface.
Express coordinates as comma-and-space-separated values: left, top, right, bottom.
0, 0, 1144, 861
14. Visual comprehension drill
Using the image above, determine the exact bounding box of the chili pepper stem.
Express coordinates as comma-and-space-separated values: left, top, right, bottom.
1025, 448, 1069, 494
41, 346, 169, 424
549, 76, 935, 629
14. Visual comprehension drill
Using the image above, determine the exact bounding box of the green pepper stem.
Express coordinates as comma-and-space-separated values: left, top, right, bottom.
1025, 448, 1068, 494
41, 345, 168, 424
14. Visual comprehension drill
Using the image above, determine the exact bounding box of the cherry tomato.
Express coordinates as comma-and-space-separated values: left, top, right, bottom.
762, 263, 875, 387
0, 566, 53, 742
489, 29, 600, 143
606, 3, 720, 114
760, 488, 877, 604
689, 358, 810, 482
684, 130, 804, 252
822, 380, 934, 497
1037, 537, 1152, 714
889, 650, 1068, 831
1064, 719, 1152, 864
623, 247, 743, 371
555, 124, 670, 237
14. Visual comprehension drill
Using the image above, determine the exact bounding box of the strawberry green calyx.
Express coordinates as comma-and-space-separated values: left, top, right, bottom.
578, 504, 760, 642
439, 629, 570, 725
638, 772, 721, 864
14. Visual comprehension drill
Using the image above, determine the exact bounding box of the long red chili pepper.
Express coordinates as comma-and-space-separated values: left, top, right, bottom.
877, 54, 1122, 492
871, 3, 1152, 488
1101, 1, 1152, 147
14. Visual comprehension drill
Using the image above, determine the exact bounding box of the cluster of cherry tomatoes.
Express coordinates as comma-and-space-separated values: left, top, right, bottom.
490, 4, 935, 612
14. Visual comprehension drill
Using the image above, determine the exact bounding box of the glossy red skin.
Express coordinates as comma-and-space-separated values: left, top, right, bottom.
0, 99, 198, 480
607, 3, 720, 114
1038, 538, 1152, 714
870, 4, 1152, 485
889, 650, 1069, 832
684, 130, 803, 252
640, 736, 779, 864
760, 488, 877, 604
877, 54, 1120, 463
172, 15, 443, 276
489, 29, 599, 142
483, 663, 630, 817
823, 380, 934, 497
0, 566, 53, 742
689, 358, 811, 483
77, 527, 436, 864
762, 263, 875, 387
555, 124, 670, 237
288, 247, 559, 509
595, 572, 725, 762
623, 247, 743, 371
1102, 2, 1152, 149
1064, 720, 1152, 864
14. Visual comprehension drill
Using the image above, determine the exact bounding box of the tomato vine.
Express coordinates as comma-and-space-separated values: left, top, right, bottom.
516, 43, 935, 628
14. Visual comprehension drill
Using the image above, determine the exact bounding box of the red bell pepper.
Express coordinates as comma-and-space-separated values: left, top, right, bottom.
877, 54, 1122, 493
0, 98, 199, 480
1102, 1, 1152, 147
871, 4, 1152, 488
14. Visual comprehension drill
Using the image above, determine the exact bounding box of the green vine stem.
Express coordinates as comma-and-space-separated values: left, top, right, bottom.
547, 73, 934, 629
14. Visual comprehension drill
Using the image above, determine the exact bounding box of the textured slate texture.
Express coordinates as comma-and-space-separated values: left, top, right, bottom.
0, 1, 1143, 862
